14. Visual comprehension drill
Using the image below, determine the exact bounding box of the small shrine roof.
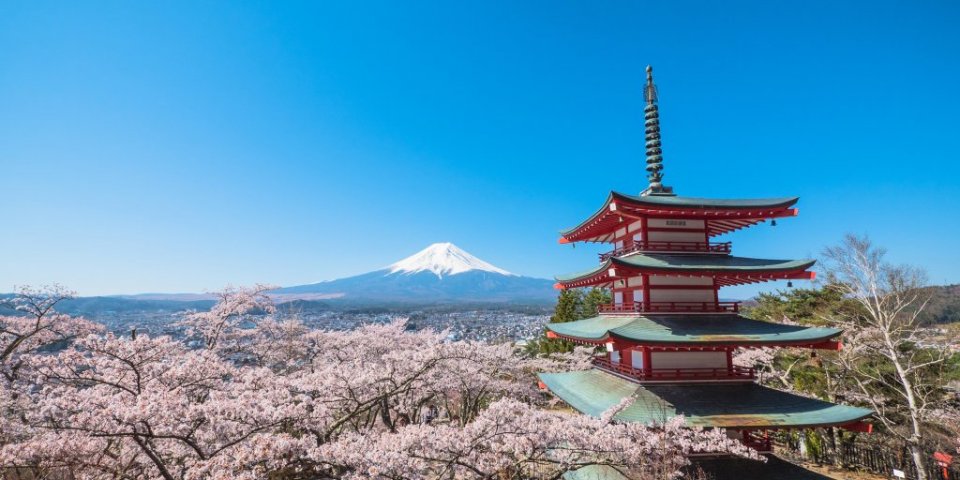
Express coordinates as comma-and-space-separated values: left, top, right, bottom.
546, 314, 841, 346
555, 254, 815, 286
538, 369, 872, 429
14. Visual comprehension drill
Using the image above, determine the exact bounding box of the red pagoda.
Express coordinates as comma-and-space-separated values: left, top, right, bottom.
538, 66, 871, 452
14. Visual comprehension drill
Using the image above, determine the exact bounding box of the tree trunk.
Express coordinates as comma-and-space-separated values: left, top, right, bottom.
909, 442, 927, 480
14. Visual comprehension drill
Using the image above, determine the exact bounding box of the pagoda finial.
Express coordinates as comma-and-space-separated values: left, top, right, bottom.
642, 65, 673, 196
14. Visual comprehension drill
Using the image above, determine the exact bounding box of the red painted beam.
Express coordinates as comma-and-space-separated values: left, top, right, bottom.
546, 331, 559, 339
810, 340, 842, 351
781, 270, 816, 280
841, 421, 873, 433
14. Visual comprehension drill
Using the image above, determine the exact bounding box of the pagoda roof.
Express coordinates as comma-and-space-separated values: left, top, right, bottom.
610, 192, 799, 210
560, 192, 799, 243
546, 314, 841, 347
555, 253, 815, 288
538, 369, 872, 429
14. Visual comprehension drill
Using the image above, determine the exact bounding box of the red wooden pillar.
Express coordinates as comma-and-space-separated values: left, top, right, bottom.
712, 277, 720, 309
642, 347, 652, 375
642, 274, 651, 311
640, 217, 649, 249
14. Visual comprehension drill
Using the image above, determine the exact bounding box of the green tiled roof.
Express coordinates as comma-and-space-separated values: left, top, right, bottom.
538, 369, 872, 429
547, 316, 638, 341
555, 254, 815, 282
611, 192, 799, 210
560, 192, 798, 237
563, 466, 629, 480
547, 314, 841, 346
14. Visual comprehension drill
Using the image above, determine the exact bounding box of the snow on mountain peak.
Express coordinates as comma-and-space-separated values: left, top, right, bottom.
387, 243, 514, 278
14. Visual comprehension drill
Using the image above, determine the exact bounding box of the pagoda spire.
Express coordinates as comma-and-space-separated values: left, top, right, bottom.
642, 65, 673, 196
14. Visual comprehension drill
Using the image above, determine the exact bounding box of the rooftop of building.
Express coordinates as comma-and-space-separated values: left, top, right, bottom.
555, 254, 815, 285
546, 314, 841, 346
538, 369, 872, 429
559, 192, 801, 242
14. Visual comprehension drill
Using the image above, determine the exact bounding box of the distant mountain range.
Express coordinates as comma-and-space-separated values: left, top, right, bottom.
4, 246, 960, 322
273, 243, 557, 305
0, 243, 557, 317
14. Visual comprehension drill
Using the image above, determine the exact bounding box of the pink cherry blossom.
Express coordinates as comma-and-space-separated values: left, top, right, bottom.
1, 285, 760, 479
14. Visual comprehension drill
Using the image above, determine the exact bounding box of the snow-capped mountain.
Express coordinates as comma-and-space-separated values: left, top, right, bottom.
274, 243, 555, 305
387, 243, 514, 277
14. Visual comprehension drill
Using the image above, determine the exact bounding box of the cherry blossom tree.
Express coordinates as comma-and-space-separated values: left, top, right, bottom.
3, 333, 301, 479
1, 285, 759, 480
1, 284, 101, 381
313, 398, 758, 479
1, 285, 102, 448
178, 283, 276, 351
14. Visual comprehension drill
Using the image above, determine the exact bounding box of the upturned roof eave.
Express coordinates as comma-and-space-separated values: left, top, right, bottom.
559, 192, 619, 241
545, 315, 842, 346
559, 192, 800, 243
610, 191, 800, 210
538, 369, 873, 429
554, 255, 816, 286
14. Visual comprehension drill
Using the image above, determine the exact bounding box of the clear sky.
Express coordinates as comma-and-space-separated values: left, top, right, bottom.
1, 1, 958, 297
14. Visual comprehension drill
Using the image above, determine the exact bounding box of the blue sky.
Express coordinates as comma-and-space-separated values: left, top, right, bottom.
1, 1, 958, 297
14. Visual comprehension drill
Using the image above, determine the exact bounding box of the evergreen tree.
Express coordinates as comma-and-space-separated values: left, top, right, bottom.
550, 289, 584, 324
528, 288, 610, 355
579, 288, 612, 319
744, 284, 860, 326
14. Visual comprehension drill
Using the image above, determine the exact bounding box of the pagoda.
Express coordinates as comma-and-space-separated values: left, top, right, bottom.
538, 66, 871, 452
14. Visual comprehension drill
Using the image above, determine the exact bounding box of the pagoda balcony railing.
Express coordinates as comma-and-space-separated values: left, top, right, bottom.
597, 301, 741, 314
599, 241, 731, 261
741, 432, 773, 452
593, 357, 756, 382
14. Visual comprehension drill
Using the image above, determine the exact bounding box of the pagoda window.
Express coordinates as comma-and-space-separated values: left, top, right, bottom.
613, 291, 624, 305
647, 276, 716, 304
646, 229, 707, 244
627, 220, 643, 233
647, 218, 705, 230
645, 218, 707, 245
650, 351, 727, 370
648, 276, 712, 286
648, 288, 715, 303
626, 276, 644, 287
609, 350, 621, 365
630, 349, 645, 370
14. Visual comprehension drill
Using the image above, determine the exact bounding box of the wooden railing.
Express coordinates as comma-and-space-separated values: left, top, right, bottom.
597, 301, 741, 314
596, 303, 642, 314
599, 241, 731, 261
593, 357, 755, 382
741, 431, 773, 452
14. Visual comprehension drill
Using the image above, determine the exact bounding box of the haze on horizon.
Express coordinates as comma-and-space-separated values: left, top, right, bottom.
1, 1, 959, 297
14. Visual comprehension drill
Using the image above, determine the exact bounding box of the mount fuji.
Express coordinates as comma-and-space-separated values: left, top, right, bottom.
274, 243, 556, 305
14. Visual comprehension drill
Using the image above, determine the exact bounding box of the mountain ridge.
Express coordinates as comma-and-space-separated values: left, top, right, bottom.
273, 243, 555, 305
